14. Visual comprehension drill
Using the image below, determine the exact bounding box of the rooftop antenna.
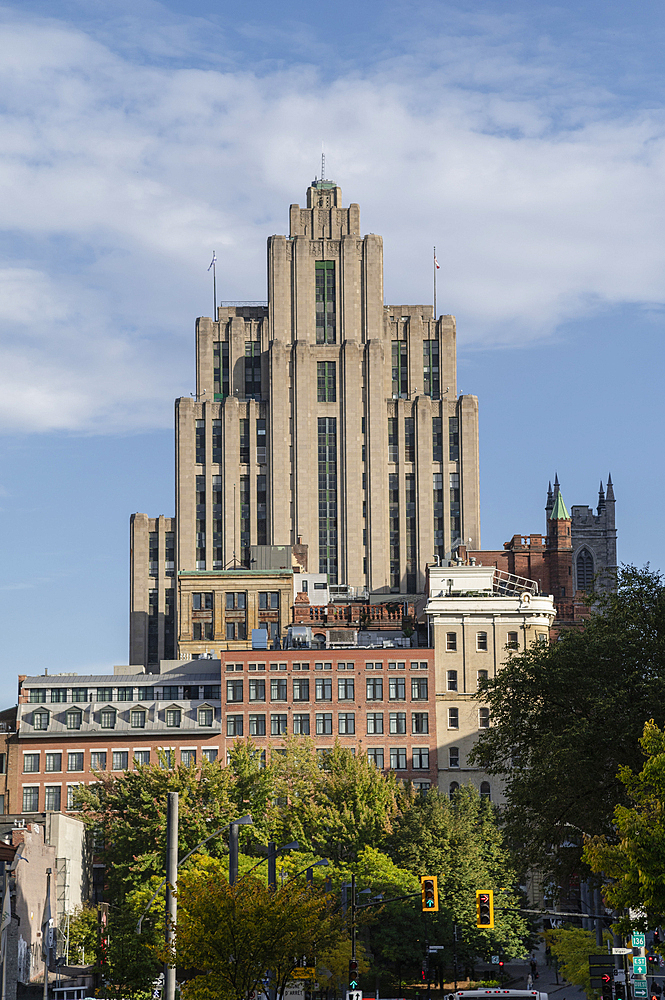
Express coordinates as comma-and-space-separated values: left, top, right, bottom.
321, 144, 325, 182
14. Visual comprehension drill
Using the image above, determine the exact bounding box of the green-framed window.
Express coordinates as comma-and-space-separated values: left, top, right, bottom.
317, 361, 336, 402
423, 340, 440, 397
392, 341, 407, 397
315, 262, 336, 344
214, 342, 229, 400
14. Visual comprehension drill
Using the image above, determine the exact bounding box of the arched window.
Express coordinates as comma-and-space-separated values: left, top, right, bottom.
449, 781, 459, 799
480, 781, 491, 800
577, 548, 594, 591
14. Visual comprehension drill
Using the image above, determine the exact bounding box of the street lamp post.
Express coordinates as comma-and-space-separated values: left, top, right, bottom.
164, 793, 178, 1000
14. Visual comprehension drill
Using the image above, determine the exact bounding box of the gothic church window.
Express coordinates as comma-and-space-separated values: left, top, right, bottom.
577, 548, 594, 591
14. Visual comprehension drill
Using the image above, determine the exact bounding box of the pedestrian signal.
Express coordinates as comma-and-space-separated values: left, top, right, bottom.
421, 876, 439, 912
476, 890, 494, 928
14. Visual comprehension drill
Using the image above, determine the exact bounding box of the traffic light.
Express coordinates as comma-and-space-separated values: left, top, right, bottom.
348, 958, 359, 989
421, 876, 439, 912
476, 890, 494, 928
589, 956, 614, 991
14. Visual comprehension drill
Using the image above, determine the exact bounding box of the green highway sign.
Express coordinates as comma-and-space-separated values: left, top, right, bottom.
634, 987, 648, 998
633, 958, 647, 975
632, 933, 646, 949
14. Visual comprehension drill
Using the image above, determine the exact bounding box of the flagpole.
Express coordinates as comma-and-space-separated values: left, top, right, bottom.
433, 246, 437, 323
209, 251, 217, 320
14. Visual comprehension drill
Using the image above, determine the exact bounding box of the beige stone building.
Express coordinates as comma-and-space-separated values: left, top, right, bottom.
177, 568, 293, 657
425, 564, 556, 802
131, 177, 481, 668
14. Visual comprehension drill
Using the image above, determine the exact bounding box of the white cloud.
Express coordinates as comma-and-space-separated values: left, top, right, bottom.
0, 5, 663, 431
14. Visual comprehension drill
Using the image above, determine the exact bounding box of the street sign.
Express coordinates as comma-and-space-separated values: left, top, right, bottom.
633, 958, 647, 975
634, 986, 648, 998
633, 934, 646, 949
284, 984, 305, 1000
428, 946, 445, 952
346, 992, 362, 1000
615, 972, 626, 983
291, 969, 316, 980
491, 957, 500, 965
614, 948, 632, 955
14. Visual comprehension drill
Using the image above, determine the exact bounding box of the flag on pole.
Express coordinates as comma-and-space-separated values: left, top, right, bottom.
434, 254, 440, 270
0, 872, 10, 964
208, 251, 217, 271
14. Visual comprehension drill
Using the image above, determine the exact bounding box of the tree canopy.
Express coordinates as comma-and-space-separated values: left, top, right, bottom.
583, 719, 665, 935
76, 738, 529, 994
469, 565, 665, 878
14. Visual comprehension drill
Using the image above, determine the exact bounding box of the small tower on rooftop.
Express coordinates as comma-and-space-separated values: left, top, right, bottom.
545, 479, 572, 600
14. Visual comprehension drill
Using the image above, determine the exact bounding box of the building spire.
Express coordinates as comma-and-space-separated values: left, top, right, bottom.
606, 472, 615, 502
598, 480, 606, 512
550, 488, 570, 521
553, 472, 560, 496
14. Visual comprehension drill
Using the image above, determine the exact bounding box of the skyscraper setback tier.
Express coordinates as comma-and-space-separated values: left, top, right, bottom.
131, 179, 480, 667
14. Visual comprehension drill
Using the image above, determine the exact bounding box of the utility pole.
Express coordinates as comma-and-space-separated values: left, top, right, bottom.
351, 874, 356, 964
267, 842, 277, 892
43, 868, 52, 1000
595, 887, 602, 948
164, 792, 178, 1000
453, 923, 458, 992
228, 815, 253, 885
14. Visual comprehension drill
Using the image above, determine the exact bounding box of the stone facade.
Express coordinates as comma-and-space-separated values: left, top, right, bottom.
569, 475, 617, 593
425, 564, 556, 802
130, 178, 481, 668
177, 569, 294, 656
129, 513, 175, 668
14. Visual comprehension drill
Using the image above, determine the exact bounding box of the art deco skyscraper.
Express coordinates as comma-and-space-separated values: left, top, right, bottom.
130, 178, 481, 667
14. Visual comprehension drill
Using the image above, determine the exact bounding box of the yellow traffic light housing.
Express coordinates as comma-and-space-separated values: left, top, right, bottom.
421, 875, 439, 912
476, 889, 494, 928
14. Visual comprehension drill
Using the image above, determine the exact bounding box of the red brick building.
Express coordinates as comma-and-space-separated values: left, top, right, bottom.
11, 648, 436, 814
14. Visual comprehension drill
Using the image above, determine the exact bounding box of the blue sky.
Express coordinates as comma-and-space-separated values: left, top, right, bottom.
0, 0, 664, 687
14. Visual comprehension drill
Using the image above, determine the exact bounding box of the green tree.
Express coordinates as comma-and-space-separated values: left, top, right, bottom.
267, 741, 401, 861
377, 786, 530, 980
74, 756, 237, 997
583, 719, 665, 935
544, 927, 612, 993
75, 755, 237, 895
67, 905, 97, 965
167, 856, 345, 1000
469, 565, 665, 879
